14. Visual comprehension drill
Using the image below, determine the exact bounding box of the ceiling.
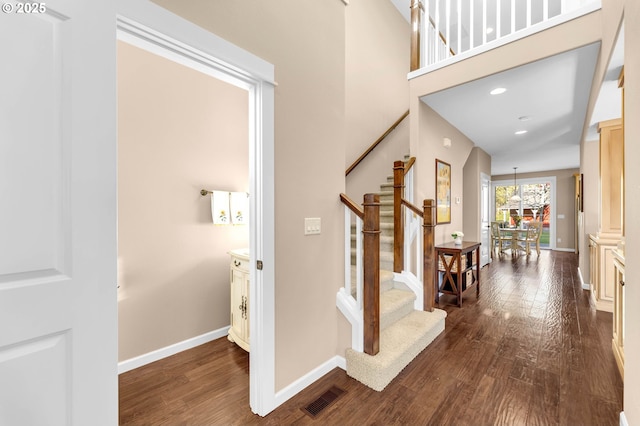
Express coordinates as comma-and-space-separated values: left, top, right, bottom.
389, 0, 623, 176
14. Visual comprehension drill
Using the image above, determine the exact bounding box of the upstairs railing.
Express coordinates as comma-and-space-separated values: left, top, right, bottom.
411, 0, 601, 71
338, 193, 381, 355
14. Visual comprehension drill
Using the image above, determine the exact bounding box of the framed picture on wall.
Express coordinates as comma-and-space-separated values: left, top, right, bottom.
436, 159, 451, 224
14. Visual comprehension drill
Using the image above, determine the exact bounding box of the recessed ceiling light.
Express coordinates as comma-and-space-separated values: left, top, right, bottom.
515, 130, 528, 135
486, 27, 494, 34
518, 116, 531, 121
490, 87, 507, 95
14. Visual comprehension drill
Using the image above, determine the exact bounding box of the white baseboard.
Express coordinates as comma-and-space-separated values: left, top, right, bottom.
118, 326, 230, 374
620, 411, 628, 426
577, 267, 590, 290
274, 356, 346, 408
554, 247, 576, 252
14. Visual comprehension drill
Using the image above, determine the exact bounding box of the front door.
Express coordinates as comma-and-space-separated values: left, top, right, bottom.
0, 1, 117, 424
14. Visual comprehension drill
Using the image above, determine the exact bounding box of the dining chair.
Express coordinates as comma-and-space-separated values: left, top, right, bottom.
490, 221, 510, 257
524, 221, 543, 255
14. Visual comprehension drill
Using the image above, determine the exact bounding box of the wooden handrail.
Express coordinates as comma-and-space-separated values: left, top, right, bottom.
428, 16, 457, 57
401, 199, 423, 217
340, 193, 364, 219
345, 110, 410, 176
404, 157, 416, 175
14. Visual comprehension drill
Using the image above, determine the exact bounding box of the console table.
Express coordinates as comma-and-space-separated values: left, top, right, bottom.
435, 241, 481, 307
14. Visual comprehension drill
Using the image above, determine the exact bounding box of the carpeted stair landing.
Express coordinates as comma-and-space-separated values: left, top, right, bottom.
346, 305, 446, 391
344, 163, 447, 392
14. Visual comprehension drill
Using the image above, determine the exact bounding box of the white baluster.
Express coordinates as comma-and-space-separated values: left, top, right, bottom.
526, 0, 532, 27
435, 0, 440, 62
482, 0, 487, 44
457, 0, 461, 54
355, 216, 362, 309
469, 0, 474, 49
344, 207, 350, 296
445, 0, 451, 57
511, 0, 516, 33
496, 0, 501, 38
543, 0, 549, 21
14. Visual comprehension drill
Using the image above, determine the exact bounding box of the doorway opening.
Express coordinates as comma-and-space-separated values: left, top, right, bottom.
492, 176, 556, 250
116, 8, 275, 416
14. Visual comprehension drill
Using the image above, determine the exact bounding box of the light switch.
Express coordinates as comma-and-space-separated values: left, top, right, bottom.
304, 217, 321, 235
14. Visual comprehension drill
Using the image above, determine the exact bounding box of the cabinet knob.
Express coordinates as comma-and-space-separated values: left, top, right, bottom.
620, 280, 625, 287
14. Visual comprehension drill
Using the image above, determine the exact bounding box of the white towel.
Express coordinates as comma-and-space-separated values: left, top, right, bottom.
211, 191, 230, 225
230, 192, 249, 225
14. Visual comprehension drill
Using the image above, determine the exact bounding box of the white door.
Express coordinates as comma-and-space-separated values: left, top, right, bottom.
480, 173, 491, 266
0, 1, 117, 425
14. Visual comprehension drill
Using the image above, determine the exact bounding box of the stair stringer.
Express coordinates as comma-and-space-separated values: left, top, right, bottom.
336, 288, 363, 353
393, 271, 423, 311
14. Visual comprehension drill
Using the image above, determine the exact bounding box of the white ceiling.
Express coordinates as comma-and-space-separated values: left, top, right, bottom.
422, 43, 600, 175
390, 0, 622, 176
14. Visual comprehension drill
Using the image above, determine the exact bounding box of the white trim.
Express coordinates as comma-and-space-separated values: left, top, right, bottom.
118, 328, 229, 374
554, 247, 576, 252
274, 356, 346, 407
577, 267, 590, 290
116, 0, 276, 416
620, 411, 628, 426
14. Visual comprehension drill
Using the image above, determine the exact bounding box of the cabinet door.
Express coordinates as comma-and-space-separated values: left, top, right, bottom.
231, 268, 246, 338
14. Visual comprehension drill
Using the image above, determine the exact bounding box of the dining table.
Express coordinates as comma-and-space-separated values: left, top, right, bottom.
499, 227, 529, 254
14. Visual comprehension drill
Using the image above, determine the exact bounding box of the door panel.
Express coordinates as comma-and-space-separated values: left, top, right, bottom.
0, 1, 117, 423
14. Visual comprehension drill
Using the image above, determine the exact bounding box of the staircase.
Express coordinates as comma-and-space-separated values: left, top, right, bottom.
344, 169, 446, 391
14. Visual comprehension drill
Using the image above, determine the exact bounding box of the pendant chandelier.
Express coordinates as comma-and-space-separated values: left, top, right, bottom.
510, 167, 521, 202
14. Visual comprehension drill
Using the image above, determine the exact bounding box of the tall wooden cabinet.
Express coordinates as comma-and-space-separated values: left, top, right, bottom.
589, 118, 623, 312
228, 249, 250, 352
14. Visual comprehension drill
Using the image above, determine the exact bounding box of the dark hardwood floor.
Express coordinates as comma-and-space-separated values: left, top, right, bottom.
119, 251, 623, 425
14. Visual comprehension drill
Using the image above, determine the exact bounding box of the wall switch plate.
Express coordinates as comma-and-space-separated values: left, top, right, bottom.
304, 217, 321, 235
558, 214, 565, 219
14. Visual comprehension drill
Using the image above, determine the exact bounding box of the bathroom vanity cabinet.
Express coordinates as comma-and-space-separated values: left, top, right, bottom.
228, 249, 250, 352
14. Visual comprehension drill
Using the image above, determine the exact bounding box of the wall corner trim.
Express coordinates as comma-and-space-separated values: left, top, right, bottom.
620, 411, 628, 426
577, 267, 590, 290
274, 356, 346, 408
118, 327, 229, 374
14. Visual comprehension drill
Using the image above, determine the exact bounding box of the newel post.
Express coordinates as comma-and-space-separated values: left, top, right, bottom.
423, 199, 436, 312
363, 193, 380, 355
393, 161, 405, 273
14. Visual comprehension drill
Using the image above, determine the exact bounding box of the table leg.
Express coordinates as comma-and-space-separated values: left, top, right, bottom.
476, 247, 480, 298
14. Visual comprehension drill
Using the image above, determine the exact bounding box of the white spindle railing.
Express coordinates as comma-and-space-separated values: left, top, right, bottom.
337, 204, 364, 352
420, 0, 600, 69
396, 166, 424, 311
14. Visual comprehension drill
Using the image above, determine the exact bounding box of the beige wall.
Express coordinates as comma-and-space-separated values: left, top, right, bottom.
414, 104, 475, 245
151, 0, 347, 391
463, 147, 491, 243
117, 41, 250, 361
622, 0, 640, 421
344, 0, 411, 200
